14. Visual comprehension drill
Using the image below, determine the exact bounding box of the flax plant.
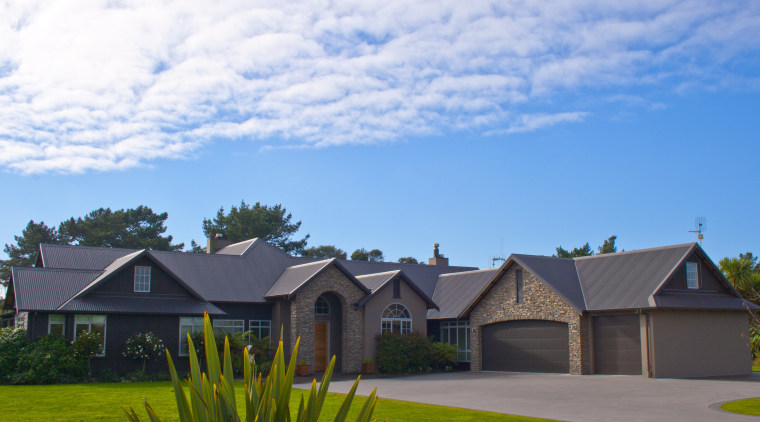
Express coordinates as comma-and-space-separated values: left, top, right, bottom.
124, 312, 377, 421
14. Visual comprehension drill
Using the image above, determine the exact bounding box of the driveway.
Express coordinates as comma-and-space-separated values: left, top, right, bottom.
295, 371, 760, 421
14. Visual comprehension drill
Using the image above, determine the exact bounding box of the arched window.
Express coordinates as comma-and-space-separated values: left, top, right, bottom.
314, 296, 330, 315
381, 303, 412, 334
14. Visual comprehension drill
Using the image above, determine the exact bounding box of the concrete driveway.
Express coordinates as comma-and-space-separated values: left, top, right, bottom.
295, 371, 760, 421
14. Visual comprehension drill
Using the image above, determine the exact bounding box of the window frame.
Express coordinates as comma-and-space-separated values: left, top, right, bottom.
179, 316, 205, 356
440, 320, 471, 362
134, 265, 151, 293
380, 303, 412, 334
73, 314, 107, 357
314, 297, 330, 315
212, 319, 245, 337
48, 314, 65, 337
686, 262, 700, 289
248, 320, 272, 343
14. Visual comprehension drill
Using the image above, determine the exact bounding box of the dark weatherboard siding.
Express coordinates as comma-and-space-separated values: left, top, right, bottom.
481, 320, 569, 373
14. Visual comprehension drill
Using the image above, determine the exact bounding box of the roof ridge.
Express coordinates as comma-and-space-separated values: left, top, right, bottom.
573, 259, 588, 309
337, 259, 477, 270
40, 243, 140, 252
13, 267, 103, 274
355, 270, 401, 278
285, 258, 334, 269
438, 268, 499, 277
573, 243, 696, 260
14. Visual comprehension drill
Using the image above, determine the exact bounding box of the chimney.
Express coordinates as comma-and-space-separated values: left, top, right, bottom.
428, 243, 449, 266
206, 233, 232, 254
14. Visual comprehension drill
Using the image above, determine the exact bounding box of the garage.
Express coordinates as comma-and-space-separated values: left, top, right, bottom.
593, 315, 641, 375
482, 320, 569, 373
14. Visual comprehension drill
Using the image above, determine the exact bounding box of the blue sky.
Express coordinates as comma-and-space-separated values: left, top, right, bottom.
1, 0, 759, 276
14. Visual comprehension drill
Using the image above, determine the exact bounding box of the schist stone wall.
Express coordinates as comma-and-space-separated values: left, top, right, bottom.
469, 263, 590, 374
289, 266, 365, 373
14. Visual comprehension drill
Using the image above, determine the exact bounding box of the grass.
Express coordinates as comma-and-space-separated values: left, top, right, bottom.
0, 382, 559, 422
721, 397, 760, 416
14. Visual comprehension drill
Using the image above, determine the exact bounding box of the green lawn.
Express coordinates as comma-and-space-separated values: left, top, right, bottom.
721, 397, 760, 416
0, 382, 559, 422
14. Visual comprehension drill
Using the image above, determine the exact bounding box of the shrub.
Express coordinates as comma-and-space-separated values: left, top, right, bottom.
190, 330, 249, 374
124, 312, 378, 421
375, 331, 433, 374
0, 327, 30, 382
72, 331, 104, 377
13, 335, 86, 384
430, 342, 458, 369
123, 331, 165, 372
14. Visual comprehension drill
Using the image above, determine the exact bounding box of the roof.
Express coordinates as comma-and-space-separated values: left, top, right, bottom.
462, 243, 752, 315
11, 267, 100, 311
60, 294, 225, 315
355, 270, 438, 309
338, 260, 477, 297
215, 239, 258, 255
39, 243, 139, 270
265, 260, 335, 298
427, 268, 499, 319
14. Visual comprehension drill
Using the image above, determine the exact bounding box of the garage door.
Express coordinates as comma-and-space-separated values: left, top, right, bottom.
482, 320, 569, 373
593, 315, 641, 375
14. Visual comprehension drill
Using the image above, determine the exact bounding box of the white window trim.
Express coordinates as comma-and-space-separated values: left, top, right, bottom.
686, 262, 700, 289
380, 303, 412, 334
179, 316, 204, 356
48, 314, 65, 337
134, 266, 151, 292
73, 315, 107, 357
248, 320, 272, 343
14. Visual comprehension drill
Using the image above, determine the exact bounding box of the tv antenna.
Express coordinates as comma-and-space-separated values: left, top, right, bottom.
688, 217, 707, 245
490, 236, 506, 268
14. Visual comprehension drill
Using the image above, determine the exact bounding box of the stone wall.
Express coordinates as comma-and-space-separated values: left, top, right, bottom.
289, 266, 366, 373
469, 263, 590, 374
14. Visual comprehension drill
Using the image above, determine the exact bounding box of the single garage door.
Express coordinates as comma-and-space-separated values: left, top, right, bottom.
482, 320, 569, 373
593, 315, 642, 375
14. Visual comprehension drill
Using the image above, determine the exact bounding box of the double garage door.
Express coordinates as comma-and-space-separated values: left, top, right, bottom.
481, 316, 642, 375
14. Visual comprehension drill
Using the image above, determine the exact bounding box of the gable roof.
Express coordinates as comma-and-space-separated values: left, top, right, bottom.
215, 239, 258, 255
265, 259, 371, 300
39, 243, 139, 270
11, 267, 101, 311
355, 270, 438, 309
338, 260, 477, 297
427, 268, 499, 319
461, 243, 755, 316
59, 295, 224, 315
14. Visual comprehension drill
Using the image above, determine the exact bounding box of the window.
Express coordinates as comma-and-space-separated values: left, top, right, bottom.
134, 266, 151, 292
314, 297, 330, 315
74, 315, 106, 356
393, 279, 401, 299
516, 269, 524, 303
686, 262, 700, 289
48, 314, 65, 337
179, 317, 204, 356
440, 320, 470, 362
248, 320, 272, 342
381, 303, 412, 334
213, 319, 244, 337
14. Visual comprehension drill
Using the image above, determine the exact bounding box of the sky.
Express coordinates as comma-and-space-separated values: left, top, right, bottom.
1, 0, 759, 282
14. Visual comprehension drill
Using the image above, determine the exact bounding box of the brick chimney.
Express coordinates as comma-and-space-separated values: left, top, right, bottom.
206, 233, 232, 254
428, 243, 449, 266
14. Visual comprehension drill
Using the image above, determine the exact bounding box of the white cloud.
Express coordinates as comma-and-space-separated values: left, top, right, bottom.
0, 0, 758, 173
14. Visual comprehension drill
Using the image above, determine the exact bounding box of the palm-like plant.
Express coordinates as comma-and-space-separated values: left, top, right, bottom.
124, 313, 377, 421
720, 257, 760, 304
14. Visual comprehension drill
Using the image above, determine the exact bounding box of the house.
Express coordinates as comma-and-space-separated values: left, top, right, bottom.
4, 239, 756, 378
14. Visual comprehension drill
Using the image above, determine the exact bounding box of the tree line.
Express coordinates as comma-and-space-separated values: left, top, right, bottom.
0, 201, 418, 288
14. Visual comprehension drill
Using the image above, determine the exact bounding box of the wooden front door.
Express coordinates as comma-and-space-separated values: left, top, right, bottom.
314, 321, 329, 372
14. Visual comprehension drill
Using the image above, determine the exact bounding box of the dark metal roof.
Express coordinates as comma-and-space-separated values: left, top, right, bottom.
355, 270, 399, 292
11, 267, 100, 311
428, 268, 499, 319
66, 249, 146, 303
338, 260, 477, 298
355, 270, 438, 309
215, 239, 258, 255
575, 243, 695, 310
39, 243, 139, 270
511, 254, 586, 311
60, 294, 225, 315
265, 260, 334, 298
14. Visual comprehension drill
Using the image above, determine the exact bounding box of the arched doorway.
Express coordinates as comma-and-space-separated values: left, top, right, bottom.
313, 293, 343, 372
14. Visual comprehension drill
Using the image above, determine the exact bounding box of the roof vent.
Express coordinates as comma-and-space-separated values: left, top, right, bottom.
428, 243, 449, 266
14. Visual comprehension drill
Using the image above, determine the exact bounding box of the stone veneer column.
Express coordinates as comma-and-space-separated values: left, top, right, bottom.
289, 266, 366, 373
469, 263, 589, 374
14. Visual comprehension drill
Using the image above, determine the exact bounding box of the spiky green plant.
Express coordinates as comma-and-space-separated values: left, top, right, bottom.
123, 313, 377, 421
